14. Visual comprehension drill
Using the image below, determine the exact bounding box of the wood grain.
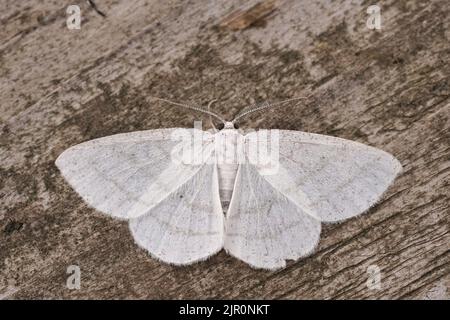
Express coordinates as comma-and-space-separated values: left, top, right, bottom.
0, 0, 449, 299
219, 0, 277, 30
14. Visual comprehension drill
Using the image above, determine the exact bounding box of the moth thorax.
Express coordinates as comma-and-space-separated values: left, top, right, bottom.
215, 130, 243, 165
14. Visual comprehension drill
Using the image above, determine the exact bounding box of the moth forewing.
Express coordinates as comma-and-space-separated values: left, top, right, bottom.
245, 129, 280, 175
170, 128, 192, 165
192, 121, 205, 165
170, 126, 212, 166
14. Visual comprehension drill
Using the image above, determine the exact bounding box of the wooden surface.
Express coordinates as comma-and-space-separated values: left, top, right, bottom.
0, 0, 449, 299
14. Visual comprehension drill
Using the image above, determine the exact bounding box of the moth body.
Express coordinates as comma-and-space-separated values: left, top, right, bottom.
215, 123, 243, 212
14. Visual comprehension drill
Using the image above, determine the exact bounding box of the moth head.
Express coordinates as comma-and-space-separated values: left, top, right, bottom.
222, 122, 237, 130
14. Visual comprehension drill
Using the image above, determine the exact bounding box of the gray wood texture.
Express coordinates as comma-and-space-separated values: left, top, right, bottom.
0, 0, 449, 299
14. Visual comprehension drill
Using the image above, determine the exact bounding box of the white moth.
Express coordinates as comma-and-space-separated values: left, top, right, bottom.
56, 98, 402, 270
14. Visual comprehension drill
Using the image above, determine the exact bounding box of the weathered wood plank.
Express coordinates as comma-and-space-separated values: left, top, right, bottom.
1, 0, 449, 299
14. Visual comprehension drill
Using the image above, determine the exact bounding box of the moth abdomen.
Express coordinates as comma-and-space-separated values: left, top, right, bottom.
218, 163, 239, 212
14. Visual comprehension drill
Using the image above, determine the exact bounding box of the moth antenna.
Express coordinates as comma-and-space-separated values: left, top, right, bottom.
207, 99, 218, 132
150, 97, 226, 124
232, 96, 311, 124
